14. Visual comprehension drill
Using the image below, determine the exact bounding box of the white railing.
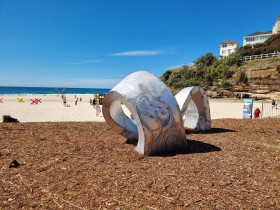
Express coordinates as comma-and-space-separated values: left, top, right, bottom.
260, 102, 280, 119
241, 51, 280, 61
167, 63, 194, 70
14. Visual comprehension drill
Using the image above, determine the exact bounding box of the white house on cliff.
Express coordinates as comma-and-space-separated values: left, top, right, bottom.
219, 40, 239, 57
243, 31, 271, 46
242, 13, 280, 46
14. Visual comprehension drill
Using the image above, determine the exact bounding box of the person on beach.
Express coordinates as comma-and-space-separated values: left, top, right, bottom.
63, 97, 66, 106
90, 99, 92, 104
254, 108, 261, 119
92, 98, 96, 107
95, 104, 101, 117
75, 98, 78, 106
272, 100, 276, 109
80, 97, 82, 102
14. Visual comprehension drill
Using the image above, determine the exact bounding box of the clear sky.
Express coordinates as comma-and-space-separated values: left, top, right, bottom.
0, 0, 279, 88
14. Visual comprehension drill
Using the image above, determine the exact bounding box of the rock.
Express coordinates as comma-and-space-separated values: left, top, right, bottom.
0, 149, 10, 156
211, 92, 221, 98
2, 115, 19, 123
249, 65, 280, 93
230, 59, 280, 98
9, 160, 20, 168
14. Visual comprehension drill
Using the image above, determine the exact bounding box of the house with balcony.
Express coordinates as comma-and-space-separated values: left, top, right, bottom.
219, 40, 239, 57
243, 31, 271, 46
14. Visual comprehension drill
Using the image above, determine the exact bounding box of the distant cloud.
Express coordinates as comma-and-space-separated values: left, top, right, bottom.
0, 77, 121, 89
83, 59, 103, 63
55, 78, 121, 88
110, 50, 168, 56
74, 78, 121, 86
70, 60, 103, 64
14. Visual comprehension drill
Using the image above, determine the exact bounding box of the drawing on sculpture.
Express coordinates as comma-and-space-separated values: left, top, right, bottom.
175, 86, 211, 130
102, 71, 186, 156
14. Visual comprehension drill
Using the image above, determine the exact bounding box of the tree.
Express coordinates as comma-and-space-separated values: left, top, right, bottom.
162, 70, 172, 81
222, 52, 241, 66
194, 52, 218, 69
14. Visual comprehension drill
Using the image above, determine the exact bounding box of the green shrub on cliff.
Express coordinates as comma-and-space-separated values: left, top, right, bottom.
237, 70, 248, 84
219, 79, 232, 89
161, 51, 240, 91
216, 63, 232, 79
162, 70, 172, 81
194, 52, 218, 69
162, 35, 280, 93
222, 52, 241, 66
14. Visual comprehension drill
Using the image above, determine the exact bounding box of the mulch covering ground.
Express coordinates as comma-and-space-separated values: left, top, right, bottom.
1, 119, 280, 209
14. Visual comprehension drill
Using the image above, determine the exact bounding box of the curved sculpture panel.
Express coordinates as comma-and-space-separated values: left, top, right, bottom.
175, 86, 211, 130
102, 71, 186, 156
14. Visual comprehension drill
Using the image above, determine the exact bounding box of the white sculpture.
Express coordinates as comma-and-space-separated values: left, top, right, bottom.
102, 71, 187, 156
175, 86, 211, 130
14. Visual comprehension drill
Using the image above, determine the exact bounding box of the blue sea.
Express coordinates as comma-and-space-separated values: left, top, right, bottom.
0, 86, 111, 95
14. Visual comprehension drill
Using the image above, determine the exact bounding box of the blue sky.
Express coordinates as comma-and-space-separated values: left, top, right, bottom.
0, 0, 279, 88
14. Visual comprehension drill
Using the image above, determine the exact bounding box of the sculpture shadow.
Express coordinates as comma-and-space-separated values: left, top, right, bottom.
125, 139, 221, 157
125, 138, 138, 146
159, 140, 221, 157
185, 128, 236, 134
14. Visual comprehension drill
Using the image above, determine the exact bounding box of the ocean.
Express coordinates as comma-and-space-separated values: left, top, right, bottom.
0, 86, 111, 95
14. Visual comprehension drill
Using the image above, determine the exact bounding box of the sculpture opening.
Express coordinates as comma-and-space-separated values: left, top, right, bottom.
175, 86, 211, 130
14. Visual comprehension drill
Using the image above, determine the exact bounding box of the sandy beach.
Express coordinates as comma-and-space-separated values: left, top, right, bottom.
0, 94, 104, 123
0, 94, 275, 122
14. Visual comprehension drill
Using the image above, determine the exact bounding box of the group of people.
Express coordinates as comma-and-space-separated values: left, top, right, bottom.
89, 98, 96, 106
74, 96, 82, 106
61, 95, 100, 116
62, 94, 102, 117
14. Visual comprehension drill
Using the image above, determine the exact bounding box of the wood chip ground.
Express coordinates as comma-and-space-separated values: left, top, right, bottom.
1, 119, 280, 209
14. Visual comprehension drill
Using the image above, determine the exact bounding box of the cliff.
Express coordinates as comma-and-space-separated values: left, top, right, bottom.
161, 54, 280, 99
231, 57, 280, 98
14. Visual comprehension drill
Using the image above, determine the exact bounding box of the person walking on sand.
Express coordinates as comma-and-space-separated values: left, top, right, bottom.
75, 98, 78, 106
254, 108, 261, 119
95, 104, 101, 117
63, 97, 67, 106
